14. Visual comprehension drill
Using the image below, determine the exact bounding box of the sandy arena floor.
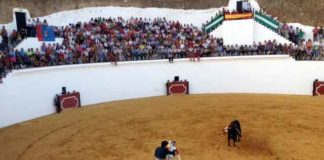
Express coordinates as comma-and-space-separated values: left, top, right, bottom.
1, 94, 324, 160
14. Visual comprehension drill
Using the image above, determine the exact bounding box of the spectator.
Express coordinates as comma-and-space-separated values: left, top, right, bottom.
305, 39, 313, 60
26, 19, 33, 37
11, 49, 19, 69
319, 26, 323, 40
1, 26, 8, 44
31, 19, 37, 37
36, 18, 41, 26
313, 40, 320, 58
167, 48, 174, 63
10, 30, 19, 45
43, 19, 48, 26
296, 28, 304, 43
242, 0, 252, 13
295, 40, 304, 60
19, 28, 27, 40
313, 26, 319, 42
0, 50, 4, 82
320, 39, 324, 57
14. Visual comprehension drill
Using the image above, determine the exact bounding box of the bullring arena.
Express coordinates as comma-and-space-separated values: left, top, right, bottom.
0, 94, 324, 160
1, 0, 324, 160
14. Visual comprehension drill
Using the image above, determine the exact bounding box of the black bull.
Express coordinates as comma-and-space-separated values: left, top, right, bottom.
228, 120, 242, 146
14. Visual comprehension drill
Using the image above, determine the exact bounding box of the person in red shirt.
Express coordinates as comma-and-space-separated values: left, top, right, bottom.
313, 26, 319, 42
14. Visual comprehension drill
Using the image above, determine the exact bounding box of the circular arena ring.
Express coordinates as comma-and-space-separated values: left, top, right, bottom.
1, 94, 324, 160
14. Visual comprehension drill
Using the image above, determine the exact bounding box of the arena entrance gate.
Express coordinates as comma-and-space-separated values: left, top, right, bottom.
15, 12, 27, 33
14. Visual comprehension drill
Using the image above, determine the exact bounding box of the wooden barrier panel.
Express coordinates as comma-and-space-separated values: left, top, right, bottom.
166, 80, 189, 95
313, 80, 324, 96
56, 92, 81, 113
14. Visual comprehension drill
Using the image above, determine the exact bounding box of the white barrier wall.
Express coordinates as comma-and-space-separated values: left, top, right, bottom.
1, 55, 324, 128
223, 19, 254, 45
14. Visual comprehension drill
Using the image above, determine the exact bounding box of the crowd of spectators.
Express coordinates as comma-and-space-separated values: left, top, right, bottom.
1, 16, 324, 83
0, 22, 34, 83
252, 10, 324, 61
26, 18, 46, 38
295, 26, 324, 60
281, 26, 324, 61
278, 23, 304, 44
202, 8, 305, 46
257, 10, 307, 45
201, 3, 324, 61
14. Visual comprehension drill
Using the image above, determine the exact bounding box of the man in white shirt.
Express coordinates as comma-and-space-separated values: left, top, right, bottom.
242, 0, 251, 12
166, 141, 181, 160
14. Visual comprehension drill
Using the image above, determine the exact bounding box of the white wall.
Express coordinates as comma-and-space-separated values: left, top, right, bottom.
223, 19, 254, 45
1, 55, 324, 128
1, 7, 223, 35
25, 7, 221, 29
254, 21, 292, 44
210, 24, 223, 39
14, 38, 64, 51
211, 19, 294, 45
